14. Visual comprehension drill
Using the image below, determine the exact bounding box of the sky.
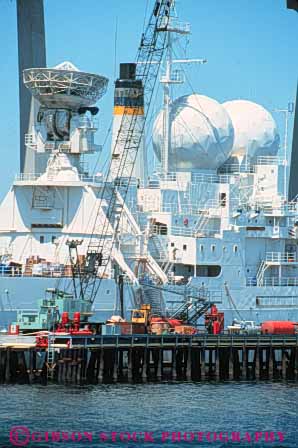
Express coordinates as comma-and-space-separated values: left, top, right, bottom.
0, 0, 297, 200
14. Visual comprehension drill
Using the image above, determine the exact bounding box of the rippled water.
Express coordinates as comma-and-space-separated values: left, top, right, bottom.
0, 382, 297, 447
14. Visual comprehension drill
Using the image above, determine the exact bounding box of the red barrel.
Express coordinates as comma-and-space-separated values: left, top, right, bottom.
61, 312, 69, 326
261, 321, 296, 335
73, 312, 81, 325
8, 324, 19, 335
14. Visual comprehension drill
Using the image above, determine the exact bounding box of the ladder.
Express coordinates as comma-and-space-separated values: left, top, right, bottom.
192, 211, 209, 236
256, 260, 267, 286
150, 234, 173, 275
141, 282, 164, 315
47, 333, 56, 380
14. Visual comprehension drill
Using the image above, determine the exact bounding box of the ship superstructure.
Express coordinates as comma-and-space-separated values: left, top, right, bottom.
1, 1, 298, 329
0, 62, 121, 325
120, 3, 298, 324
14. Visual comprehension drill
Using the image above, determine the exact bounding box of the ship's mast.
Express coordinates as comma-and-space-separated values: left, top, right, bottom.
160, 2, 207, 176
275, 102, 294, 200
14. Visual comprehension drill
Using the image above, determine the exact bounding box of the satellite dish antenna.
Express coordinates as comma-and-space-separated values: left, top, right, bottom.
23, 62, 108, 111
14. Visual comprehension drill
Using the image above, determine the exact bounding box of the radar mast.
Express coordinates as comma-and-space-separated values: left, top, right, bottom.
159, 1, 207, 175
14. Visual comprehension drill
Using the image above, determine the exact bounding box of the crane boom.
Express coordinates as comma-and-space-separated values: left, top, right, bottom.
72, 1, 174, 304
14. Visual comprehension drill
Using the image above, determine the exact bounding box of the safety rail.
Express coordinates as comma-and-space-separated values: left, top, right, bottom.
158, 17, 191, 33
0, 265, 68, 278
256, 156, 284, 165
52, 333, 298, 349
137, 199, 223, 215
218, 163, 255, 174
161, 201, 222, 214
150, 224, 218, 237
171, 226, 219, 237
0, 265, 115, 279
265, 252, 297, 263
14, 173, 104, 184
236, 200, 298, 216
247, 276, 298, 287
151, 172, 231, 185
191, 173, 231, 184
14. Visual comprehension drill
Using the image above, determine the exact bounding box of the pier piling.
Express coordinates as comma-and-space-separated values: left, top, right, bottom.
0, 335, 297, 384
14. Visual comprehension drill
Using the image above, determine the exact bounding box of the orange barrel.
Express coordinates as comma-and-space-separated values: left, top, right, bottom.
261, 321, 296, 335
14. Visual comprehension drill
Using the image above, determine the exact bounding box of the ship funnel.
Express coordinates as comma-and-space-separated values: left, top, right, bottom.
110, 63, 147, 182
120, 63, 137, 80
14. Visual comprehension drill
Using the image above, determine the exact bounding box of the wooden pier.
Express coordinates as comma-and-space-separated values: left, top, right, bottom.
0, 335, 298, 384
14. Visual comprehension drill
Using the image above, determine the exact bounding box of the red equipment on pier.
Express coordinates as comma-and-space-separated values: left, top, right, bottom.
261, 321, 298, 335
204, 305, 224, 335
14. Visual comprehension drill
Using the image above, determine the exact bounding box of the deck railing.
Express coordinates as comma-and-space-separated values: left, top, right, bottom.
14, 173, 104, 184
247, 276, 298, 287
265, 252, 297, 263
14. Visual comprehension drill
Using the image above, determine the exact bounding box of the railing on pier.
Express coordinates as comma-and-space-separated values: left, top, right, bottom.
1, 335, 298, 384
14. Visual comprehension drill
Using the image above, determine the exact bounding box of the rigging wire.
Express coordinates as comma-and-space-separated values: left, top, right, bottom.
142, 0, 150, 33
113, 17, 118, 80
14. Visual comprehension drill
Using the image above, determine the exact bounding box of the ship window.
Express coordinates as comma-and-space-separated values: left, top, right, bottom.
196, 265, 221, 277
233, 245, 238, 253
200, 245, 204, 252
171, 242, 175, 247
40, 236, 45, 244
188, 266, 192, 273
51, 236, 57, 244
106, 290, 110, 295
211, 245, 215, 252
183, 244, 187, 250
219, 192, 226, 207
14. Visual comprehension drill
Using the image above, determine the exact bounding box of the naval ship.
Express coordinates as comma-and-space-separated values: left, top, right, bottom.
0, 2, 298, 329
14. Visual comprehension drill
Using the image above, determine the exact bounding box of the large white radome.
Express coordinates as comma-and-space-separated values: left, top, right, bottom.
153, 94, 234, 171
222, 100, 280, 160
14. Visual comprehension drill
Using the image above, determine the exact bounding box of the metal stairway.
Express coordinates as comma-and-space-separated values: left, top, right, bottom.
140, 280, 164, 315
168, 286, 211, 324
149, 234, 173, 275
192, 211, 209, 236
170, 298, 211, 324
256, 260, 267, 286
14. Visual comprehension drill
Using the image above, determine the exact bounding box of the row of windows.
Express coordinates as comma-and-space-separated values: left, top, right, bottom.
39, 236, 57, 244
170, 242, 239, 253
